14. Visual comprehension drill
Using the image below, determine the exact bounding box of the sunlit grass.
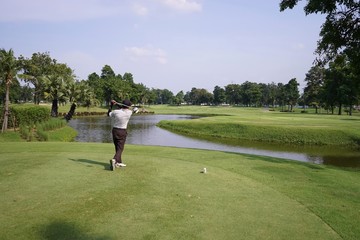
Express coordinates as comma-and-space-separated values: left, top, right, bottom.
149, 105, 360, 147
0, 142, 359, 239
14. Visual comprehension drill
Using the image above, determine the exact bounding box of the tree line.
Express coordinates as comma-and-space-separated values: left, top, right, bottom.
0, 50, 301, 109
1, 50, 358, 113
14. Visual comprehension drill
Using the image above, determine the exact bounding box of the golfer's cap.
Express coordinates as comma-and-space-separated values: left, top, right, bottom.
122, 99, 132, 107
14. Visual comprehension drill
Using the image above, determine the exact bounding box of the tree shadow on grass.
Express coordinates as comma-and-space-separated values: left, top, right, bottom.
38, 220, 112, 240
69, 158, 110, 171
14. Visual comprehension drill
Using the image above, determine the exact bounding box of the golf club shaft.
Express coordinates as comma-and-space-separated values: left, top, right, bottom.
115, 102, 133, 109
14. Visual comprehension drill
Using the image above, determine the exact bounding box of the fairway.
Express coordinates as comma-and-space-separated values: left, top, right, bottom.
150, 105, 360, 148
1, 142, 359, 239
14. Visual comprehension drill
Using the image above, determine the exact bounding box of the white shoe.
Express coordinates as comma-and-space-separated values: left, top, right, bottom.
116, 163, 126, 167
110, 159, 116, 171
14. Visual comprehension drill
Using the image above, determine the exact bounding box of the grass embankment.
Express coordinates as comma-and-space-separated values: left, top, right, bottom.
0, 142, 359, 239
0, 122, 77, 142
149, 105, 360, 147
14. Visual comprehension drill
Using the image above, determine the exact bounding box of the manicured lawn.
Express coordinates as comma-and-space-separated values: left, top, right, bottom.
149, 105, 360, 147
0, 142, 359, 240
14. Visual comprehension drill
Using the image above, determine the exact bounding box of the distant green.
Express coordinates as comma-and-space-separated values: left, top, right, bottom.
150, 105, 360, 147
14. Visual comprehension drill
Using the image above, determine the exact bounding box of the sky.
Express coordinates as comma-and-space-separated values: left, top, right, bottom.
0, 0, 326, 94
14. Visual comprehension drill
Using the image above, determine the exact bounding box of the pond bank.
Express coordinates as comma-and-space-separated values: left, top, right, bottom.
68, 115, 360, 168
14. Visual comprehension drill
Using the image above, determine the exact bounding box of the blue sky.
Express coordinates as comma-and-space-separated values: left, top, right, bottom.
0, 0, 325, 94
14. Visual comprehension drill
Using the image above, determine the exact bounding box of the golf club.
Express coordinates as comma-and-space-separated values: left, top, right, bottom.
113, 101, 140, 113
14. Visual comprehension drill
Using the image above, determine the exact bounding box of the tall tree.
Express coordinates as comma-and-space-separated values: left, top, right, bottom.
159, 89, 174, 104
276, 83, 287, 111
18, 52, 55, 104
87, 72, 104, 105
0, 48, 19, 132
188, 88, 213, 105
87, 66, 143, 106
225, 84, 241, 105
213, 86, 226, 105
259, 83, 270, 107
241, 81, 262, 107
100, 65, 116, 79
123, 72, 134, 84
132, 83, 149, 105
101, 65, 116, 105
268, 82, 279, 108
324, 55, 357, 115
284, 78, 300, 111
147, 89, 158, 105
174, 91, 185, 105
304, 66, 325, 113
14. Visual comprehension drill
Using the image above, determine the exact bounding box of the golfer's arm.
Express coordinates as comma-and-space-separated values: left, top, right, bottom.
107, 104, 113, 116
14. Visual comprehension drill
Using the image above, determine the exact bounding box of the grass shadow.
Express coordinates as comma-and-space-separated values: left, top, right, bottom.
341, 118, 360, 121
69, 158, 110, 171
220, 151, 325, 170
322, 155, 360, 171
38, 220, 112, 240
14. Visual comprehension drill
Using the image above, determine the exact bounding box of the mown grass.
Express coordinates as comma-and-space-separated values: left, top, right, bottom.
0, 130, 24, 142
148, 105, 360, 148
1, 105, 359, 239
0, 142, 359, 240
158, 120, 359, 146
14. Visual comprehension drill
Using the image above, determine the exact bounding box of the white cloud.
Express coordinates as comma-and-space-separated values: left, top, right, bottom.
125, 46, 168, 64
132, 3, 149, 16
158, 0, 202, 12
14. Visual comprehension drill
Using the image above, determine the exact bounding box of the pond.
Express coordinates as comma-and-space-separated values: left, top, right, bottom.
68, 115, 360, 168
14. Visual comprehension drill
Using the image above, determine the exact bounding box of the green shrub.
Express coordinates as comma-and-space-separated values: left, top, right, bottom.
9, 105, 50, 128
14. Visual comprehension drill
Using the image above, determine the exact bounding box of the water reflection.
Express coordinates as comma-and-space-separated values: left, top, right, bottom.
68, 115, 360, 168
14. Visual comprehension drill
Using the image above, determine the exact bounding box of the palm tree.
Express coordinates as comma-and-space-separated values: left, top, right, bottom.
42, 74, 69, 117
67, 81, 81, 104
42, 63, 75, 117
77, 81, 99, 109
0, 48, 19, 132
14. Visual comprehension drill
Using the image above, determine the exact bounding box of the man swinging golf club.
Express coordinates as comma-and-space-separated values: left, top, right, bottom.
108, 99, 138, 171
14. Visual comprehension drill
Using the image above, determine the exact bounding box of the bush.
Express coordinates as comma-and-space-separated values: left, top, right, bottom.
1, 105, 50, 129
0, 105, 69, 141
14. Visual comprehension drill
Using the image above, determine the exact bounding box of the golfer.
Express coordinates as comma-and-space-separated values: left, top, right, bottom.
108, 99, 133, 171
